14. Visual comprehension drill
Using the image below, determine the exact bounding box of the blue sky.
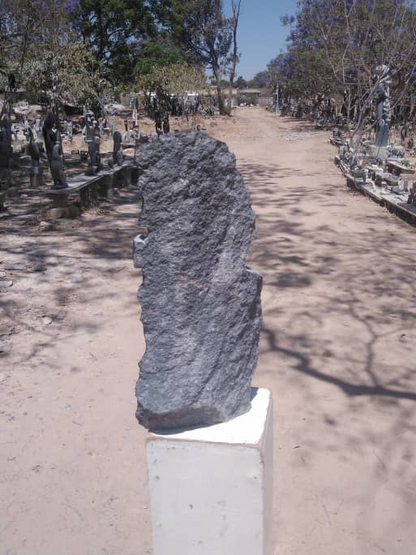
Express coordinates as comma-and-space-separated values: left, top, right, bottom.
224, 0, 298, 79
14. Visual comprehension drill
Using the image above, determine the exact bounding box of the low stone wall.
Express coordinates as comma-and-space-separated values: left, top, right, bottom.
46, 162, 139, 219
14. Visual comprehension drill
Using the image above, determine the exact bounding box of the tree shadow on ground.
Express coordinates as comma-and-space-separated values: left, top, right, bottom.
242, 152, 416, 518
0, 184, 143, 369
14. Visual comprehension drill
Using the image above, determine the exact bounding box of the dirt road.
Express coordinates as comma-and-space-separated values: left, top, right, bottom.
1, 108, 416, 555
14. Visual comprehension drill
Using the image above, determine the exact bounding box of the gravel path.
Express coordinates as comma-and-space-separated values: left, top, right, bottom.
225, 108, 416, 555
1, 108, 415, 555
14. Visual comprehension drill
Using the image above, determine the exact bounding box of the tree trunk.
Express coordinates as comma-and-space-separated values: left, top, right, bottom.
217, 83, 226, 115
227, 0, 241, 115
227, 71, 235, 114
213, 69, 226, 115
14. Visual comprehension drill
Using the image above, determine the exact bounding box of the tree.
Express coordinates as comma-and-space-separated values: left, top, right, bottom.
137, 61, 206, 122
235, 75, 247, 88
248, 70, 270, 89
73, 0, 157, 85
0, 0, 84, 117
154, 0, 233, 115
227, 0, 241, 113
22, 41, 104, 120
271, 0, 416, 148
0, 0, 79, 88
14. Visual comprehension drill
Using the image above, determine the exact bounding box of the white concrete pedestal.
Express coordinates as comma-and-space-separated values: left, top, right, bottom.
146, 388, 273, 555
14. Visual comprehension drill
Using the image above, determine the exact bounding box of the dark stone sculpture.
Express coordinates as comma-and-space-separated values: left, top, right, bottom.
113, 131, 122, 164
373, 65, 391, 147
134, 131, 262, 431
27, 128, 43, 188
27, 128, 40, 163
0, 115, 12, 189
85, 111, 95, 141
86, 136, 102, 174
154, 112, 163, 136
50, 143, 67, 189
0, 115, 13, 172
163, 115, 170, 134
42, 113, 57, 163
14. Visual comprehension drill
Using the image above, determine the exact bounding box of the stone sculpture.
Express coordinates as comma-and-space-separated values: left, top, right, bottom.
42, 113, 57, 163
86, 135, 102, 175
0, 115, 12, 172
373, 65, 391, 147
27, 127, 43, 188
0, 115, 12, 189
84, 111, 95, 141
35, 118, 42, 136
163, 115, 170, 134
27, 128, 40, 163
134, 131, 263, 431
66, 121, 73, 141
113, 131, 122, 164
50, 143, 67, 189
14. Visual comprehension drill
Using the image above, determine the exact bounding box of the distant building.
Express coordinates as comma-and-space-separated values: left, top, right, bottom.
214, 87, 271, 108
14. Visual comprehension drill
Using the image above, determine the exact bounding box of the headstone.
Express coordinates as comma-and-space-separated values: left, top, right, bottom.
134, 130, 262, 431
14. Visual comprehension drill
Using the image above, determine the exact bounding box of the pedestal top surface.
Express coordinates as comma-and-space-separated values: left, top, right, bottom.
149, 388, 271, 446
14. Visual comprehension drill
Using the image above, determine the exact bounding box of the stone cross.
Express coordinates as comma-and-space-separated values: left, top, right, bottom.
134, 130, 262, 431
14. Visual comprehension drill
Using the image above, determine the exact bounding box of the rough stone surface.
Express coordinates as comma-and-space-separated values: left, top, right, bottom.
134, 130, 262, 431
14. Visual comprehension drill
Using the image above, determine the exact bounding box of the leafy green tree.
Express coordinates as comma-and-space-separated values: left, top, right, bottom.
153, 0, 233, 114
271, 0, 416, 147
0, 0, 85, 118
74, 0, 157, 85
0, 0, 107, 123
23, 41, 104, 119
138, 61, 206, 121
0, 0, 78, 88
235, 76, 247, 88
248, 70, 270, 89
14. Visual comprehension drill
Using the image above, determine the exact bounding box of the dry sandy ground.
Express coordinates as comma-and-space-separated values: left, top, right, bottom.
1, 107, 416, 555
